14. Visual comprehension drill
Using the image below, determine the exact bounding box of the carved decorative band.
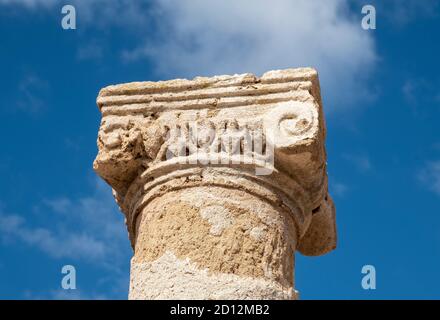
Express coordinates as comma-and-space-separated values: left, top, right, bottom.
122, 165, 312, 248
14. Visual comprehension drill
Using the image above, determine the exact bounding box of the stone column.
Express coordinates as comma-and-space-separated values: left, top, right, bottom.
93, 68, 337, 300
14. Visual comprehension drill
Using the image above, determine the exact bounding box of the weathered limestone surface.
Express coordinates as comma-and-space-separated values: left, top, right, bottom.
93, 68, 337, 299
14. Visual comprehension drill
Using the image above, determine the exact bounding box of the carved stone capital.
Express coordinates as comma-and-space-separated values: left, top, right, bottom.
94, 68, 336, 299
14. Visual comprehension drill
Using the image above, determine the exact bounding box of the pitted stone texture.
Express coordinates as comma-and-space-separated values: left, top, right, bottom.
200, 205, 233, 236
93, 68, 337, 300
130, 251, 297, 300
133, 186, 296, 289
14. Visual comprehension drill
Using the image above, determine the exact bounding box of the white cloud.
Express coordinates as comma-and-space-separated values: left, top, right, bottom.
22, 288, 111, 300
123, 0, 377, 109
0, 0, 56, 8
382, 0, 439, 26
43, 197, 71, 214
0, 0, 152, 29
1, 0, 378, 110
401, 78, 440, 115
1, 219, 107, 260
0, 179, 130, 268
77, 42, 103, 61
402, 78, 434, 106
16, 74, 50, 113
418, 161, 440, 196
351, 0, 440, 27
342, 153, 372, 172
402, 79, 419, 105
330, 181, 349, 197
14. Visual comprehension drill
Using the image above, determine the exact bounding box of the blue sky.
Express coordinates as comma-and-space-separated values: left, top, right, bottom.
0, 0, 439, 299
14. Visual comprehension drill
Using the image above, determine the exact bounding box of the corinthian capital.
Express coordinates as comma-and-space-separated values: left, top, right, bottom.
94, 67, 336, 299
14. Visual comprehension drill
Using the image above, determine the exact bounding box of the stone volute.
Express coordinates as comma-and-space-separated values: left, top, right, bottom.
93, 68, 337, 299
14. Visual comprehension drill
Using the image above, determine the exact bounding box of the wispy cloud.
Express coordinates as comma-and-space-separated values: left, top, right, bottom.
330, 180, 349, 197
43, 197, 72, 214
23, 288, 117, 300
16, 74, 50, 113
0, 179, 130, 268
402, 79, 420, 106
122, 0, 377, 109
0, 0, 378, 110
402, 78, 440, 114
0, 213, 107, 260
351, 0, 440, 27
342, 153, 373, 173
76, 42, 103, 61
0, 0, 56, 8
382, 0, 439, 26
418, 161, 440, 196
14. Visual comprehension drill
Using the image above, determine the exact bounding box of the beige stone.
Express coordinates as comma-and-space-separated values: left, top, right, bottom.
93, 67, 337, 299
